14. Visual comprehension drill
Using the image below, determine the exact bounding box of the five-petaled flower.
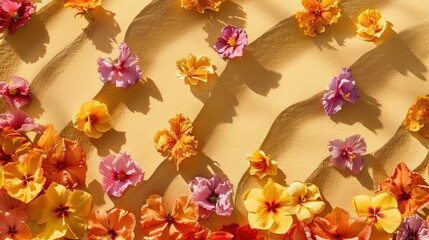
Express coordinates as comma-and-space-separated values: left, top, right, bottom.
73, 99, 112, 139
0, 209, 32, 240
328, 134, 367, 174
213, 25, 248, 59
88, 208, 136, 240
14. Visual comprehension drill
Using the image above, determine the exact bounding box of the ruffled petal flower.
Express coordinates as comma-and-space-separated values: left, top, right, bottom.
0, 110, 44, 134
0, 0, 35, 34
64, 0, 101, 15
246, 150, 278, 179
285, 181, 325, 223
0, 76, 32, 109
213, 25, 248, 59
73, 100, 112, 139
395, 214, 429, 240
0, 209, 32, 240
176, 54, 215, 85
0, 127, 31, 167
88, 208, 136, 240
356, 9, 387, 41
180, 0, 225, 13
403, 96, 429, 138
328, 134, 367, 174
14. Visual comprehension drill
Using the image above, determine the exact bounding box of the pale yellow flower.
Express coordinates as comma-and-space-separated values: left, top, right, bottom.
285, 181, 325, 223
176, 54, 215, 85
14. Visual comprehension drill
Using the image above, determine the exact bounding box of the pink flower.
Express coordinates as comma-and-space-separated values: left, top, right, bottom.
213, 25, 248, 59
328, 135, 367, 174
322, 68, 359, 116
0, 76, 31, 109
396, 214, 429, 240
0, 110, 44, 134
0, 0, 35, 34
188, 175, 233, 219
97, 43, 142, 89
99, 152, 144, 197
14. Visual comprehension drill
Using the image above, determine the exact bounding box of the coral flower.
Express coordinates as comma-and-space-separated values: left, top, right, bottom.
213, 25, 248, 59
0, 76, 32, 109
308, 207, 371, 239
395, 214, 429, 240
0, 128, 31, 166
88, 208, 136, 240
0, 188, 28, 214
285, 181, 325, 223
282, 222, 314, 240
377, 162, 429, 216
176, 54, 215, 85
243, 178, 293, 234
322, 68, 359, 116
328, 134, 367, 174
353, 191, 402, 234
64, 0, 101, 15
188, 175, 233, 219
29, 182, 92, 239
73, 100, 112, 139
98, 43, 142, 89
356, 9, 387, 41
3, 151, 46, 203
246, 149, 278, 179
0, 0, 35, 34
403, 96, 429, 138
99, 152, 144, 197
221, 223, 265, 240
0, 209, 32, 240
0, 110, 44, 134
140, 194, 199, 239
181, 0, 225, 13
295, 0, 341, 37
154, 114, 198, 170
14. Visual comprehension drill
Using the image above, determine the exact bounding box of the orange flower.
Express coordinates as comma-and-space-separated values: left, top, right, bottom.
0, 127, 31, 167
64, 0, 101, 13
356, 9, 387, 41
308, 207, 371, 239
176, 54, 215, 85
0, 188, 29, 214
154, 114, 198, 170
377, 162, 429, 216
73, 100, 112, 139
0, 209, 32, 240
295, 0, 341, 37
246, 150, 278, 179
181, 0, 225, 13
140, 194, 199, 239
403, 96, 429, 137
88, 208, 136, 240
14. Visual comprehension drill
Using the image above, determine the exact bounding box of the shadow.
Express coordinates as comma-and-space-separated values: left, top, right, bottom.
83, 7, 121, 53
190, 73, 219, 103
21, 93, 45, 119
336, 155, 375, 190
410, 131, 429, 150
91, 128, 126, 156
83, 180, 106, 207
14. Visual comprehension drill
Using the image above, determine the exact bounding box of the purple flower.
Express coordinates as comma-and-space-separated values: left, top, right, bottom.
213, 25, 248, 59
0, 76, 31, 109
0, 110, 44, 134
328, 134, 367, 174
322, 68, 359, 116
188, 175, 233, 219
97, 43, 142, 89
396, 214, 429, 240
0, 0, 35, 34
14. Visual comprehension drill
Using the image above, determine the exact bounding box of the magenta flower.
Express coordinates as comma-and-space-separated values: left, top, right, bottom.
0, 76, 31, 109
0, 110, 44, 134
188, 175, 233, 219
396, 214, 429, 240
213, 25, 248, 59
99, 152, 144, 197
97, 43, 142, 89
322, 68, 359, 116
0, 0, 35, 34
328, 135, 367, 174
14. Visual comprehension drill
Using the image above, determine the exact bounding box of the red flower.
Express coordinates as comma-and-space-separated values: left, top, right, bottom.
221, 224, 265, 240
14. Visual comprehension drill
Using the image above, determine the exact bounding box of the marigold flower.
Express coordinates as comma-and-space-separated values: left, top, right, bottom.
154, 114, 198, 170
181, 0, 225, 13
213, 25, 248, 59
140, 194, 199, 239
246, 150, 277, 179
88, 208, 136, 240
377, 162, 429, 216
0, 0, 35, 34
353, 191, 402, 234
0, 110, 44, 134
356, 9, 387, 41
73, 100, 112, 139
403, 96, 429, 138
0, 127, 31, 166
295, 0, 341, 37
285, 181, 325, 223
176, 54, 215, 85
29, 182, 92, 239
395, 214, 429, 240
64, 0, 101, 14
243, 178, 293, 234
328, 134, 367, 174
0, 209, 32, 240
0, 76, 32, 109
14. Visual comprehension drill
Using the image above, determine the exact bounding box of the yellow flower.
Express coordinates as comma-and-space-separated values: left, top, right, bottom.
243, 178, 293, 234
29, 182, 92, 239
176, 54, 215, 85
3, 150, 46, 203
246, 150, 278, 179
285, 181, 325, 223
356, 9, 387, 41
353, 191, 402, 233
64, 0, 101, 13
73, 100, 112, 139
0, 167, 3, 189
403, 96, 429, 137
181, 0, 225, 13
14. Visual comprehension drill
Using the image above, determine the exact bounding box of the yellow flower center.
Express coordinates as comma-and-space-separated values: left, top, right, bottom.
227, 37, 236, 47
9, 89, 17, 96
342, 148, 356, 161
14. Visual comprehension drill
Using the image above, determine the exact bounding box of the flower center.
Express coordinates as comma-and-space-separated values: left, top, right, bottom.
298, 196, 307, 204
401, 193, 411, 200
57, 162, 66, 170
108, 229, 117, 238
406, 236, 417, 240
208, 194, 218, 205
342, 148, 356, 161
10, 12, 20, 21
167, 214, 174, 223
315, 8, 321, 15
21, 175, 34, 186
265, 201, 279, 213
1, 154, 12, 163
88, 114, 98, 124
114, 63, 122, 71
55, 205, 70, 218
9, 89, 17, 96
116, 171, 127, 181
368, 207, 384, 223
8, 226, 17, 235
227, 37, 236, 47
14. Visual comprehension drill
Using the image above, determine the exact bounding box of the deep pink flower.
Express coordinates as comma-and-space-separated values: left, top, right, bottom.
322, 68, 359, 116
99, 152, 144, 197
328, 135, 367, 174
396, 214, 429, 240
188, 175, 233, 219
0, 0, 35, 34
0, 76, 31, 109
97, 43, 142, 89
0, 110, 44, 134
213, 25, 248, 59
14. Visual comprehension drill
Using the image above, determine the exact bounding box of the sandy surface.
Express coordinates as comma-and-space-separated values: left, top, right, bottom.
1, 0, 429, 238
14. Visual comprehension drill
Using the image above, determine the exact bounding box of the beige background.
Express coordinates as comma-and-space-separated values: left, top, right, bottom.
1, 0, 429, 239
